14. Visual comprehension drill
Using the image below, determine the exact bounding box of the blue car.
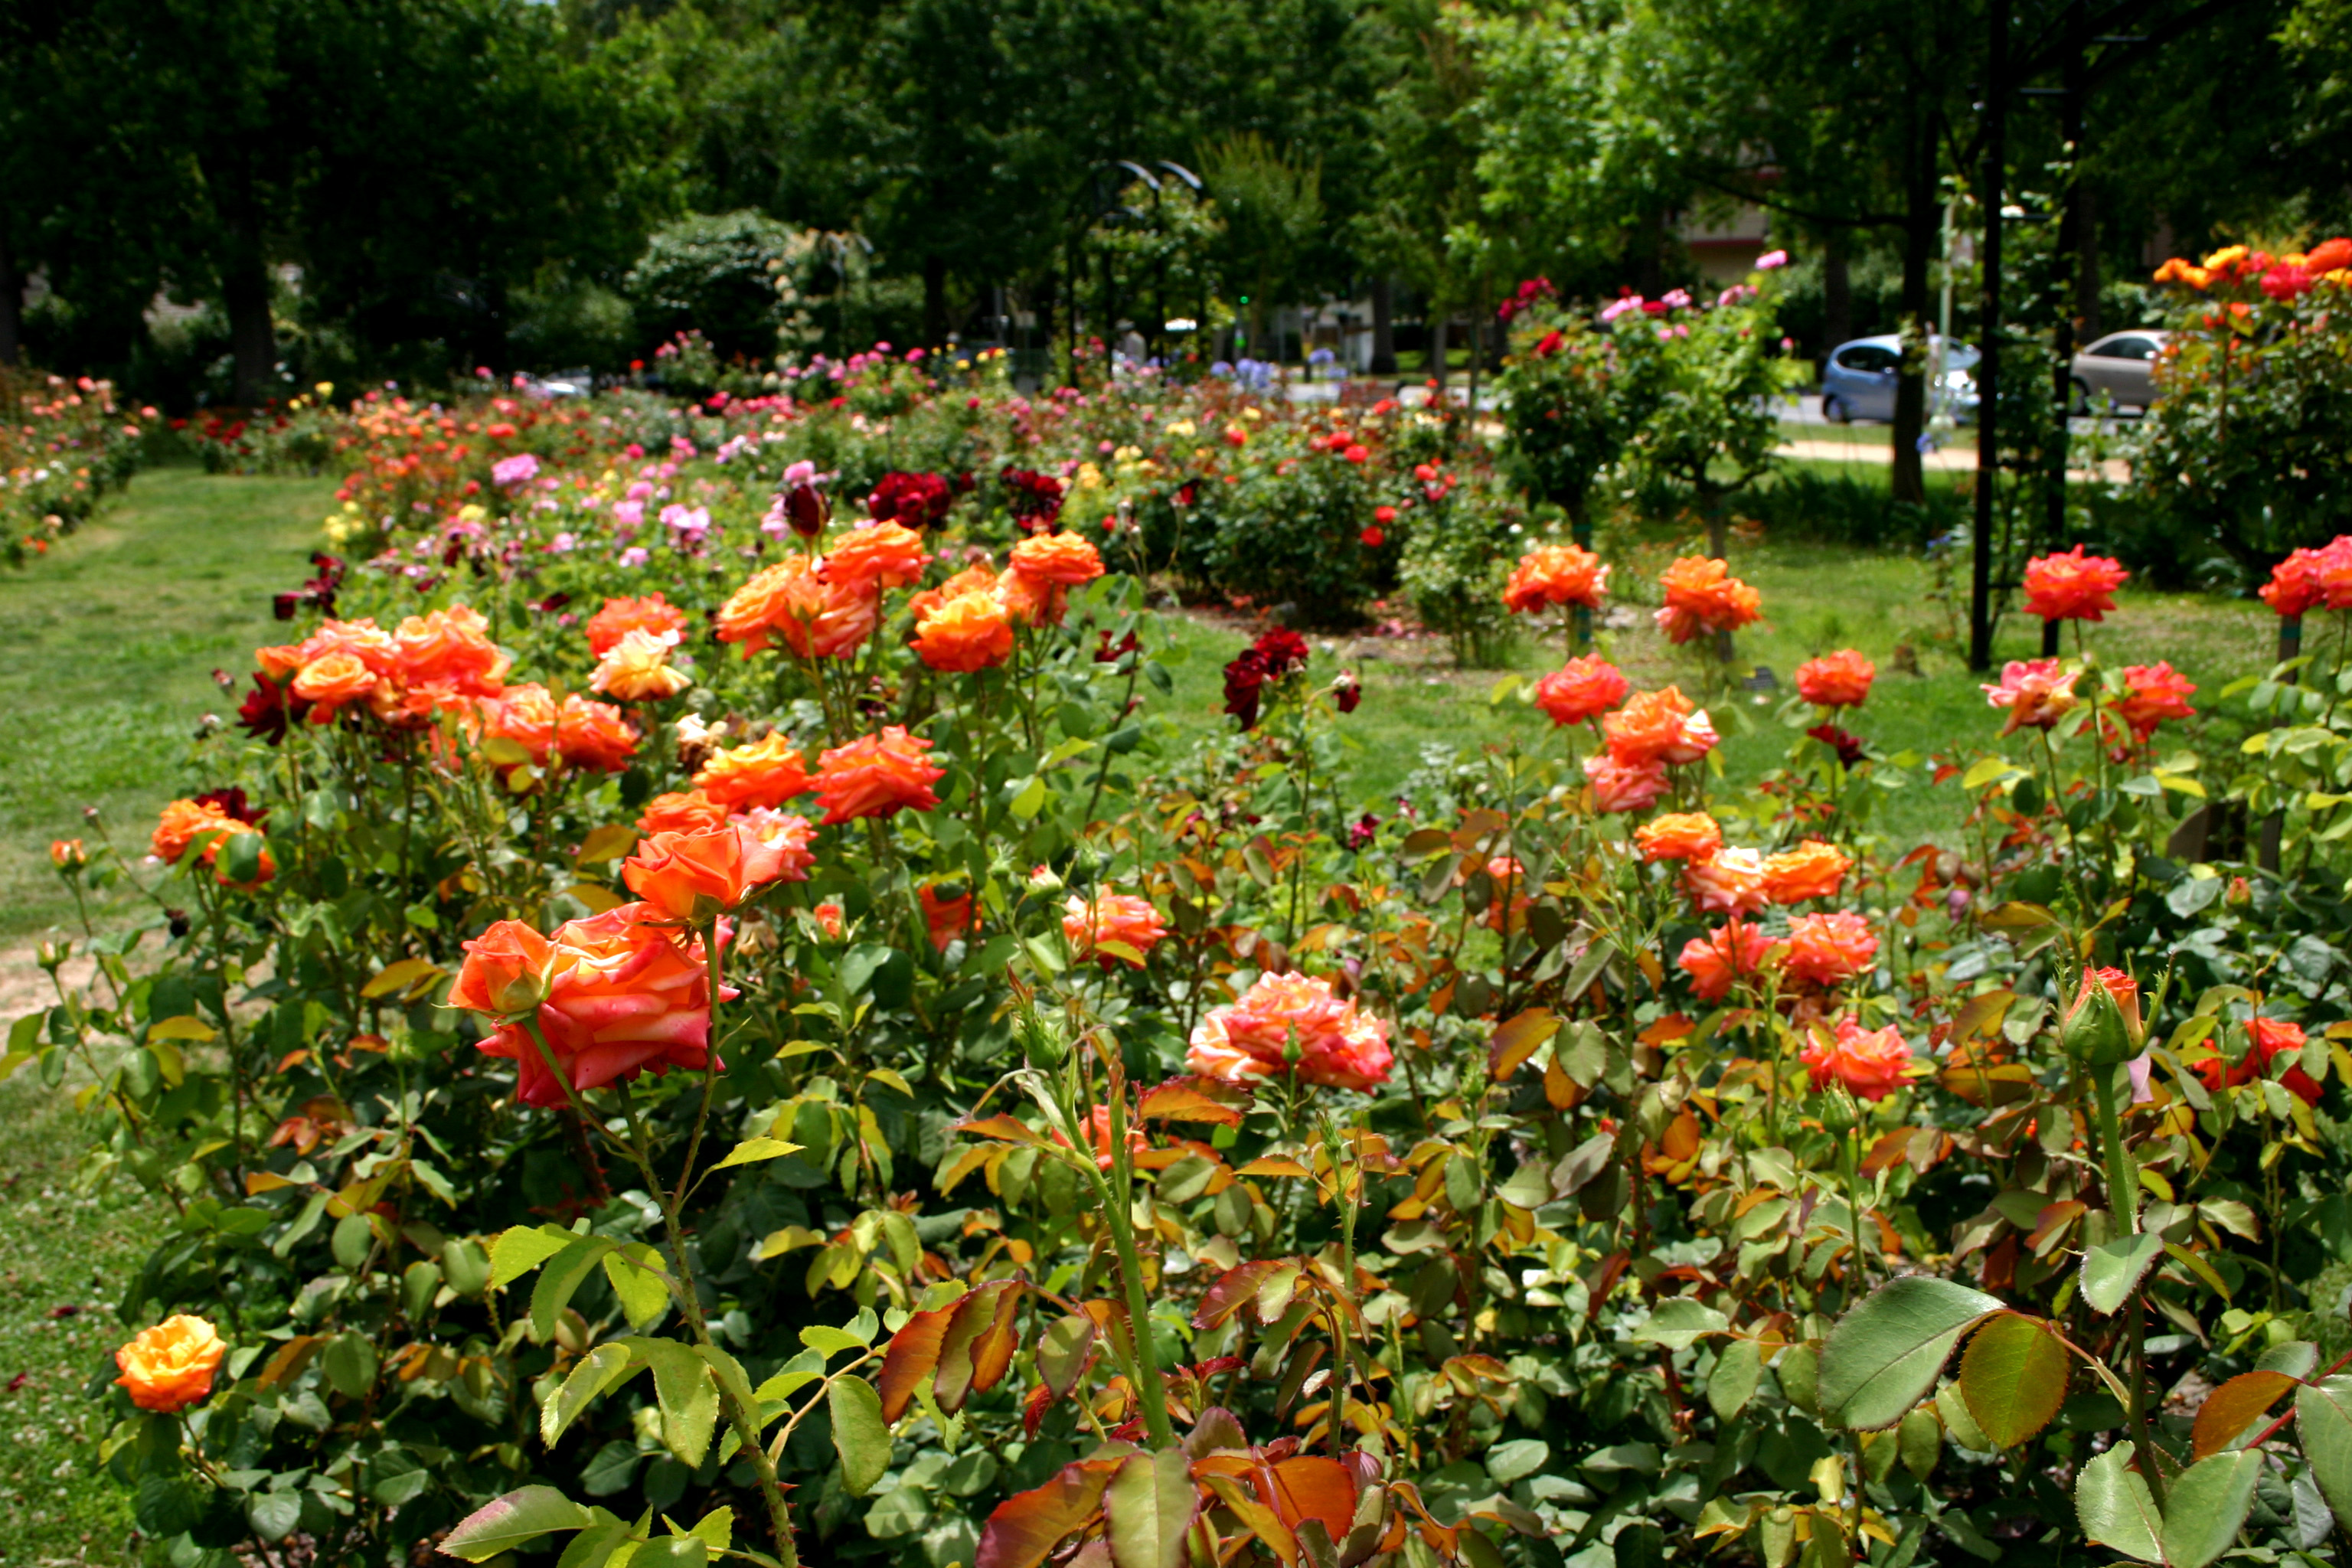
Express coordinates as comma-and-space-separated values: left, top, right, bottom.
1821, 335, 1979, 424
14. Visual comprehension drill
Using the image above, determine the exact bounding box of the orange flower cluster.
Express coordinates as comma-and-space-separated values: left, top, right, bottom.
114, 1315, 227, 1413
810, 727, 944, 824
1801, 1017, 1916, 1100
2259, 536, 2352, 618
1502, 544, 1609, 614
622, 820, 815, 921
256, 607, 510, 725
1795, 648, 1874, 709
452, 906, 733, 1107
152, 799, 274, 887
2154, 238, 2352, 294
2021, 547, 2128, 622
1063, 891, 1167, 966
694, 732, 811, 809
1187, 971, 1393, 1089
585, 593, 688, 658
1655, 556, 1761, 645
1534, 655, 1629, 727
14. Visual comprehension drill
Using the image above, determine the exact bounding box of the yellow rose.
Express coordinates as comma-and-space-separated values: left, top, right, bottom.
115, 1315, 227, 1413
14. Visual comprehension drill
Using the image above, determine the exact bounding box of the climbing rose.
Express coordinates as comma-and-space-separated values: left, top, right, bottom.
1534, 656, 1629, 727
1795, 649, 1875, 709
1801, 1018, 1915, 1101
1187, 971, 1393, 1090
114, 1316, 227, 1413
2021, 547, 2129, 622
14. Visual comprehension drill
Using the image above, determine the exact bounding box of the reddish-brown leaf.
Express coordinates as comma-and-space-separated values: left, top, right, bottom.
2193, 1369, 2298, 1459
1191, 1260, 1288, 1330
1200, 1473, 1298, 1566
936, 1280, 1024, 1413
977, 1459, 1121, 1568
1138, 1076, 1250, 1127
1258, 1455, 1358, 1544
1488, 1008, 1560, 1079
957, 1114, 1046, 1145
879, 1302, 956, 1424
968, 1282, 1025, 1399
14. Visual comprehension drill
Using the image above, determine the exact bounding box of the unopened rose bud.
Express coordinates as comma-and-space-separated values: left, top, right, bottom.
783, 481, 829, 538
1027, 864, 1064, 893
37, 941, 66, 971
50, 838, 87, 871
2227, 875, 2251, 906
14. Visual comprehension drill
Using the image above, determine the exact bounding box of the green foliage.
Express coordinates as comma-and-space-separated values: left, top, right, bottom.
627, 211, 825, 364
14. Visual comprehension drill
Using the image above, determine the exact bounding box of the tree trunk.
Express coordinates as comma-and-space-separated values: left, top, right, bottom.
0, 212, 19, 368
1821, 240, 1852, 364
214, 149, 276, 407
1370, 276, 1396, 374
923, 253, 948, 349
1890, 194, 1936, 506
2074, 183, 2102, 341
1429, 315, 1449, 391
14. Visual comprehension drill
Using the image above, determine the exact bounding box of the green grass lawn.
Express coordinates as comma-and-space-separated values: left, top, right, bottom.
0, 465, 335, 941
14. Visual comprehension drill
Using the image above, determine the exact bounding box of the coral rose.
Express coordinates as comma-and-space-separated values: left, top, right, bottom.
717, 557, 877, 659
914, 589, 1015, 672
1583, 753, 1668, 813
449, 920, 557, 1014
1534, 655, 1630, 727
2246, 1017, 2323, 1106
466, 903, 733, 1107
557, 695, 639, 773
1783, 910, 1878, 988
1761, 840, 1851, 903
1503, 544, 1609, 614
1010, 531, 1107, 586
590, 629, 692, 702
694, 733, 812, 809
908, 561, 1000, 624
920, 884, 975, 950
1635, 812, 1723, 863
1677, 919, 1773, 1001
1795, 649, 1874, 709
292, 650, 381, 719
586, 593, 688, 658
478, 682, 560, 762
2112, 662, 2197, 742
2022, 547, 2129, 622
622, 822, 811, 921
1982, 658, 2079, 733
1603, 686, 1719, 767
114, 1315, 227, 1413
2257, 542, 2352, 618
811, 727, 945, 824
394, 606, 508, 694
639, 790, 730, 837
1801, 1017, 1915, 1101
1655, 556, 1762, 645
825, 521, 932, 593
1063, 892, 1167, 965
1685, 848, 1769, 915
1186, 971, 1393, 1090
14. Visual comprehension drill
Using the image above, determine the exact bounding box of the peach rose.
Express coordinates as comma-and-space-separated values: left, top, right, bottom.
1603, 686, 1718, 767
1684, 848, 1769, 915
2021, 547, 2128, 622
466, 903, 734, 1107
638, 790, 730, 837
1782, 910, 1878, 988
1655, 556, 1762, 645
556, 695, 639, 773
825, 521, 932, 593
256, 618, 397, 682
811, 727, 945, 824
586, 593, 688, 658
622, 822, 808, 920
1063, 891, 1167, 966
1795, 648, 1874, 709
1583, 753, 1668, 813
1187, 971, 1393, 1090
1677, 919, 1773, 1001
1534, 655, 1629, 727
591, 628, 692, 702
1503, 543, 1609, 614
1635, 812, 1723, 863
292, 650, 381, 718
914, 589, 1016, 672
1760, 840, 1851, 904
1009, 531, 1107, 586
1801, 1017, 1915, 1101
477, 682, 560, 762
1982, 658, 2079, 734
114, 1315, 227, 1413
694, 733, 812, 809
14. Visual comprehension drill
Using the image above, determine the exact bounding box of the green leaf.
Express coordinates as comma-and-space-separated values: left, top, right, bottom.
830, 1376, 891, 1496
1957, 1313, 2068, 1448
2080, 1231, 2167, 1316
711, 1136, 805, 1171
1486, 1439, 1550, 1485
2160, 1449, 2263, 1568
557, 1514, 637, 1568
534, 1236, 616, 1343
247, 1490, 303, 1542
440, 1485, 595, 1561
681, 1504, 733, 1550
603, 1245, 671, 1331
1818, 1276, 2004, 1431
630, 1338, 720, 1469
542, 1343, 642, 1447
1105, 1448, 1197, 1568
322, 1332, 378, 1399
2297, 1375, 2352, 1532
1631, 1298, 1727, 1351
1709, 1339, 1763, 1422
490, 1223, 577, 1289
626, 1540, 707, 1567
2075, 1444, 2161, 1563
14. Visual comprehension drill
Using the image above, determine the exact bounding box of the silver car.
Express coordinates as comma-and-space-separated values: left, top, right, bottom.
2070, 329, 2168, 413
1821, 335, 1979, 423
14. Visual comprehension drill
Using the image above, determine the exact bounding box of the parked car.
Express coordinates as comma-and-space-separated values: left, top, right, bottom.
2070, 328, 2169, 413
1820, 335, 1979, 423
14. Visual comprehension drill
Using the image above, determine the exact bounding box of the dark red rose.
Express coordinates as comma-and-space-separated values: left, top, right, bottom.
1806, 724, 1866, 766
867, 470, 953, 528
783, 480, 830, 537
237, 673, 312, 746
193, 787, 266, 826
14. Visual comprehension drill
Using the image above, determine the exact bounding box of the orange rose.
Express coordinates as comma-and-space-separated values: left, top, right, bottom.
114, 1315, 227, 1413
591, 629, 692, 702
2112, 662, 2196, 743
1533, 655, 1628, 727
467, 903, 733, 1107
1676, 918, 1772, 1001
694, 732, 812, 809
1795, 649, 1874, 709
825, 521, 932, 593
1684, 848, 1769, 915
920, 884, 975, 950
256, 618, 397, 683
809, 901, 846, 940
151, 801, 273, 887
1603, 686, 1719, 767
556, 695, 639, 773
449, 919, 557, 1014
734, 808, 818, 878
2021, 547, 2128, 622
995, 567, 1064, 627
1801, 1017, 1915, 1101
908, 561, 1000, 624
394, 605, 508, 694
1187, 971, 1392, 1090
292, 650, 381, 718
622, 823, 808, 920
478, 682, 560, 762
1760, 840, 1851, 903
1502, 543, 1609, 614
1981, 658, 2078, 734
717, 558, 878, 659
915, 589, 1016, 672
716, 562, 802, 655
1635, 812, 1722, 863
1583, 753, 1668, 813
586, 593, 688, 658
1655, 556, 1762, 645
811, 727, 945, 824
1063, 891, 1167, 966
50, 838, 87, 870
1010, 531, 1106, 586
1783, 910, 1877, 988
639, 790, 730, 837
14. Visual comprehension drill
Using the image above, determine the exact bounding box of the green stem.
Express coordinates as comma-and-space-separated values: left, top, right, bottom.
1087, 1069, 1175, 1448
